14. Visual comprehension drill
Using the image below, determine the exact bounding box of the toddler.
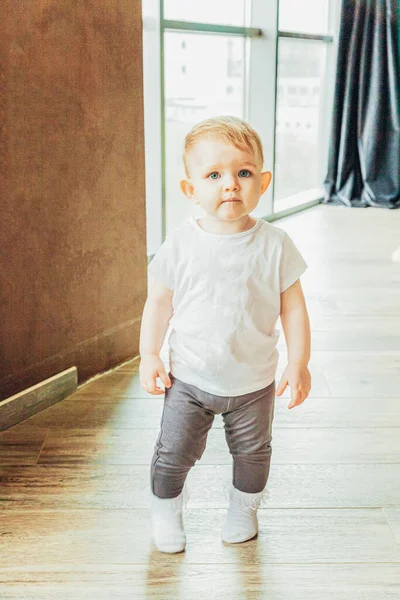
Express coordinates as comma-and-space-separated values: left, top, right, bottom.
139, 116, 311, 553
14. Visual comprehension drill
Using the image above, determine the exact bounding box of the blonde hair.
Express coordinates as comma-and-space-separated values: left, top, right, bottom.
183, 115, 264, 176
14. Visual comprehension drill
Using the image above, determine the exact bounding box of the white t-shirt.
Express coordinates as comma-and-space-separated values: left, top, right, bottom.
148, 215, 307, 396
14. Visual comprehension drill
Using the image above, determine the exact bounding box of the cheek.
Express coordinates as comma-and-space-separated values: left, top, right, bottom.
249, 178, 262, 194
192, 181, 204, 196
242, 178, 258, 193
199, 182, 218, 198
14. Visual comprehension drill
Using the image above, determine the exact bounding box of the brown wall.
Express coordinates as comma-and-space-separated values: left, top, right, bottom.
0, 1, 147, 400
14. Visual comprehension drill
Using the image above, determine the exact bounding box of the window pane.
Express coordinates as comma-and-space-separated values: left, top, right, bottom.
274, 39, 327, 210
164, 0, 248, 27
164, 33, 246, 233
279, 0, 330, 34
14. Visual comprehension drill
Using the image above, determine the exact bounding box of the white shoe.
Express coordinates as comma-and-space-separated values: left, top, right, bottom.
151, 492, 186, 553
222, 485, 264, 544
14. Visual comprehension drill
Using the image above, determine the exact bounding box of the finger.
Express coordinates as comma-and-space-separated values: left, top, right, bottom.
145, 378, 157, 394
159, 370, 172, 388
276, 377, 287, 396
289, 397, 306, 409
153, 389, 165, 395
288, 388, 299, 409
145, 383, 164, 396
288, 388, 302, 409
153, 377, 168, 395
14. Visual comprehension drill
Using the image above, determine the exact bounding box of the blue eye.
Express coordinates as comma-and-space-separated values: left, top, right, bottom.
208, 172, 220, 179
239, 169, 251, 177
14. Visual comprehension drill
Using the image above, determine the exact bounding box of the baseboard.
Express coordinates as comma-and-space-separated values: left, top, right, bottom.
0, 367, 77, 432
0, 317, 141, 401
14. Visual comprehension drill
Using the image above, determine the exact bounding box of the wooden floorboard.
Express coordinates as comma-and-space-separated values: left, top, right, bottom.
1, 205, 400, 598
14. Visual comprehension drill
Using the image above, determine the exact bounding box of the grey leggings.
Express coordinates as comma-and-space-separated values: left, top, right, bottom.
151, 373, 276, 499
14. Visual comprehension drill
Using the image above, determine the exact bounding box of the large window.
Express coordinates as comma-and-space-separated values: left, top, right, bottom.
142, 0, 340, 254
274, 39, 327, 208
273, 0, 336, 213
163, 0, 248, 27
279, 0, 330, 34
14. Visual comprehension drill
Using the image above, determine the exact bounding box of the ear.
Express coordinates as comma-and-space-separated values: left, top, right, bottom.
260, 171, 272, 195
180, 179, 195, 199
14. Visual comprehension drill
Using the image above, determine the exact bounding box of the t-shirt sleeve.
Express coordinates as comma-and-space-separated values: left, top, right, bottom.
279, 232, 307, 292
148, 235, 176, 291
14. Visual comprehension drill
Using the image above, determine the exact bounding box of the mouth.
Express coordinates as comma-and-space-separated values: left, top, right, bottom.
222, 198, 241, 203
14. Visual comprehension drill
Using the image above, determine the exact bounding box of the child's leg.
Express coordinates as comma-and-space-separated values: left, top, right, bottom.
150, 375, 215, 553
222, 380, 275, 493
221, 380, 275, 543
151, 374, 215, 498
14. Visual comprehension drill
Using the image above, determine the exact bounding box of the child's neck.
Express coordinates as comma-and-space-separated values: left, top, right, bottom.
197, 215, 256, 235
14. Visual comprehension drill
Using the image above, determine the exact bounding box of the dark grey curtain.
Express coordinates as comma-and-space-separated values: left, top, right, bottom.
324, 0, 400, 208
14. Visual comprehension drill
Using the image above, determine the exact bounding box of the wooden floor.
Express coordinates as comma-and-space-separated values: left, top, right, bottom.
1, 204, 400, 599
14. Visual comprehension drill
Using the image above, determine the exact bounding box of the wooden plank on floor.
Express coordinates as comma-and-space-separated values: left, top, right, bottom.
30, 426, 400, 466
1, 564, 400, 600
0, 509, 399, 566
0, 367, 77, 432
1, 463, 400, 509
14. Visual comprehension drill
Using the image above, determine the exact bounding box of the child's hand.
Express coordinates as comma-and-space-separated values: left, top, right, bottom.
139, 354, 172, 395
276, 363, 311, 409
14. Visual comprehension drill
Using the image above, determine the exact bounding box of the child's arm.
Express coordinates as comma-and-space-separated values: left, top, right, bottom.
139, 278, 174, 395
276, 279, 311, 410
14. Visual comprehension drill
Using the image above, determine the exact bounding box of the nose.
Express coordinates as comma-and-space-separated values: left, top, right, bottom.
223, 174, 239, 192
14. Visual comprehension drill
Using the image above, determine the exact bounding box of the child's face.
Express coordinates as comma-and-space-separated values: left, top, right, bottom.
180, 137, 271, 222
